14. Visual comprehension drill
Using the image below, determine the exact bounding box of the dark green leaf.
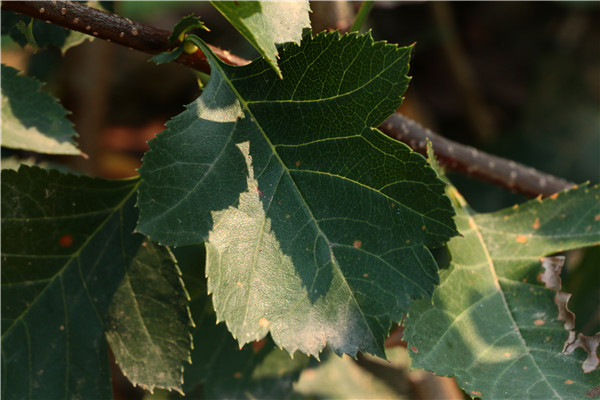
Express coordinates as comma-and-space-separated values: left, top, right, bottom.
137, 32, 457, 358
15, 19, 38, 52
1, 166, 193, 398
1, 64, 81, 155
150, 46, 184, 66
183, 312, 309, 399
105, 242, 193, 394
404, 184, 600, 399
168, 14, 209, 44
1, 166, 138, 399
211, 0, 310, 78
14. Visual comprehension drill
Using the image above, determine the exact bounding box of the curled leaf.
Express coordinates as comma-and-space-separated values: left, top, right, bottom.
540, 256, 600, 373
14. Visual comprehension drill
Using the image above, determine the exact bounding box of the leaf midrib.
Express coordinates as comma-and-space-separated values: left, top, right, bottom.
202, 42, 382, 354
463, 209, 561, 398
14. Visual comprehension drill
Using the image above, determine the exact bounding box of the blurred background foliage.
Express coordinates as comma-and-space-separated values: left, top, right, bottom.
2, 2, 598, 399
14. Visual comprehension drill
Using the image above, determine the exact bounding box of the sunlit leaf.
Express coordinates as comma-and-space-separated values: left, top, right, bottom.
211, 0, 310, 78
404, 184, 600, 399
137, 32, 457, 358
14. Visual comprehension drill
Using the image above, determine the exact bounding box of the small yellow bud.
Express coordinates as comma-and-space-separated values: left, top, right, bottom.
183, 41, 198, 54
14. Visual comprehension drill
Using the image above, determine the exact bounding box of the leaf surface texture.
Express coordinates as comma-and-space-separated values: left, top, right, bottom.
404, 184, 600, 399
211, 0, 310, 77
1, 166, 192, 398
137, 32, 457, 357
1, 65, 80, 155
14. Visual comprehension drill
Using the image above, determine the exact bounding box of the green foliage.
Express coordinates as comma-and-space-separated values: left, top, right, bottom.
138, 31, 457, 358
105, 243, 193, 393
211, 0, 311, 78
1, 64, 81, 155
404, 183, 600, 399
168, 14, 210, 44
1, 167, 137, 399
1, 2, 598, 400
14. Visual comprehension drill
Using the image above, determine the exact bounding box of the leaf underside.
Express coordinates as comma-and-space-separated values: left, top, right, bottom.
137, 31, 457, 358
404, 184, 600, 399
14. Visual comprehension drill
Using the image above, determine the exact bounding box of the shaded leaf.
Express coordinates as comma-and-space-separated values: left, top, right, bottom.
15, 19, 38, 52
404, 184, 600, 399
1, 64, 81, 156
211, 0, 310, 78
1, 166, 193, 398
1, 166, 138, 399
168, 14, 210, 44
137, 32, 457, 358
150, 46, 184, 66
105, 242, 193, 393
183, 313, 309, 399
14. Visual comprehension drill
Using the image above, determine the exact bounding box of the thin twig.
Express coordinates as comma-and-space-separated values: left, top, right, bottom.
379, 114, 574, 197
1, 0, 248, 73
2, 0, 575, 198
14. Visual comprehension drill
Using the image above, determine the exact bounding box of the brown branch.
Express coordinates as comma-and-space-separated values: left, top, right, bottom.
379, 114, 574, 197
1, 0, 248, 72
3, 0, 575, 198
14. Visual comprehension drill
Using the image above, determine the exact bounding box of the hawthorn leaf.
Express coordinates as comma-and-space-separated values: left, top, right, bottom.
211, 0, 310, 78
1, 166, 192, 399
168, 14, 210, 44
1, 65, 81, 156
168, 245, 308, 399
137, 32, 457, 358
404, 184, 600, 399
105, 243, 193, 394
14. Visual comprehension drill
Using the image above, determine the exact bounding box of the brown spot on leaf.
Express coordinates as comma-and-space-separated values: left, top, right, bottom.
259, 318, 269, 327
516, 235, 527, 243
565, 380, 574, 385
533, 218, 540, 229
410, 346, 418, 353
523, 366, 528, 370
550, 192, 559, 200
353, 240, 362, 248
363, 273, 368, 278
234, 372, 242, 379
295, 160, 301, 167
595, 214, 600, 222
534, 319, 545, 326
504, 352, 511, 357
59, 234, 73, 247
472, 391, 482, 396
